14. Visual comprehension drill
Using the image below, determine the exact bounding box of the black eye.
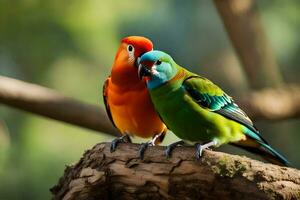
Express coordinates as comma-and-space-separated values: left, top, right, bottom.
127, 45, 134, 52
156, 60, 162, 65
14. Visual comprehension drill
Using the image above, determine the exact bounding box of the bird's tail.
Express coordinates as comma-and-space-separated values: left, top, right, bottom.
232, 136, 291, 167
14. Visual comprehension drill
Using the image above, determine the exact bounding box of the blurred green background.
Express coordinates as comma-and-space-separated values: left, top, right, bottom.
0, 0, 299, 199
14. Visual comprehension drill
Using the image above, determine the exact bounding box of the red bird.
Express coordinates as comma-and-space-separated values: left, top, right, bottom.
103, 36, 167, 157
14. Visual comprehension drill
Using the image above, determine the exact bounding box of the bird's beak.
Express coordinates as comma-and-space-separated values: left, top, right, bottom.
138, 64, 152, 80
134, 57, 141, 68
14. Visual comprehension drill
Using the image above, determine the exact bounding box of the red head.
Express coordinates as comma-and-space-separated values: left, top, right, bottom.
111, 36, 153, 84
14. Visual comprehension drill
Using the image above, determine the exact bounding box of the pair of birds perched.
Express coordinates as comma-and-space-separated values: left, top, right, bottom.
103, 36, 290, 166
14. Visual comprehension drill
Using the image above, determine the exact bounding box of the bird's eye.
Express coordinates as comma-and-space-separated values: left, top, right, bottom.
156, 60, 162, 65
127, 45, 134, 52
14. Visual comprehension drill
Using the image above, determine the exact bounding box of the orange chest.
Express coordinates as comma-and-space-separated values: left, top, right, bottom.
107, 82, 164, 137
108, 82, 150, 106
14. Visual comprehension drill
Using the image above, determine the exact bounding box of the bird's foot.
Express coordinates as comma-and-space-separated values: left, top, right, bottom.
110, 134, 132, 153
165, 140, 185, 158
195, 140, 217, 159
138, 135, 160, 159
138, 142, 151, 159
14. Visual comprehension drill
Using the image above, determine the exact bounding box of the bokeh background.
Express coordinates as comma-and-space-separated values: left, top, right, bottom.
0, 0, 299, 199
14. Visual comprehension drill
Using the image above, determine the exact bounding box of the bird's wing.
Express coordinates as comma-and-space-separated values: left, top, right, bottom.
181, 75, 290, 165
102, 76, 116, 127
182, 75, 262, 138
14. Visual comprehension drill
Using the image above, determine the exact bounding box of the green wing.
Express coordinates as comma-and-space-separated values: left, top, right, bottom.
182, 75, 259, 135
182, 75, 290, 165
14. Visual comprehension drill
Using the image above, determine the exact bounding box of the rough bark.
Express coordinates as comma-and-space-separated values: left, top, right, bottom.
51, 142, 300, 200
214, 0, 283, 89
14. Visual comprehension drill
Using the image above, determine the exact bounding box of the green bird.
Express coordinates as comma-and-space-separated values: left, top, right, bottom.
138, 50, 290, 166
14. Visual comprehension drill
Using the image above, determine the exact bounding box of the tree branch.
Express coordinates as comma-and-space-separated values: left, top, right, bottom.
0, 75, 119, 136
237, 85, 300, 120
0, 76, 300, 138
51, 142, 300, 200
214, 0, 283, 89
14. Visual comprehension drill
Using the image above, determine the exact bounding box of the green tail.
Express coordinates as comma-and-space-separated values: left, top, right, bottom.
259, 141, 291, 167
233, 128, 291, 167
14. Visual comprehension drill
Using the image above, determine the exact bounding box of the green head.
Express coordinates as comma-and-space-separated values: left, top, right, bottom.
138, 50, 177, 90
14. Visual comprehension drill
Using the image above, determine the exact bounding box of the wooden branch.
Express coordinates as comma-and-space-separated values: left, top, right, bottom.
0, 76, 300, 139
51, 142, 300, 200
237, 85, 300, 120
214, 0, 283, 89
0, 76, 119, 136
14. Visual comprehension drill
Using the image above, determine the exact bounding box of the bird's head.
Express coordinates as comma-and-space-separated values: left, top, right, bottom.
114, 36, 153, 68
138, 50, 177, 89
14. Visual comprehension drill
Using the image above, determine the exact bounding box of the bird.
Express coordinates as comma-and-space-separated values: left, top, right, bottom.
103, 36, 167, 158
138, 50, 290, 166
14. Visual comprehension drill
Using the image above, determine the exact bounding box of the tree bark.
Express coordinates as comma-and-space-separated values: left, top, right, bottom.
214, 0, 283, 89
51, 142, 300, 200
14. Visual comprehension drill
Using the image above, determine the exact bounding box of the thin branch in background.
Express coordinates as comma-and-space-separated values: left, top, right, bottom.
214, 0, 283, 89
237, 85, 300, 120
0, 75, 119, 137
0, 76, 300, 138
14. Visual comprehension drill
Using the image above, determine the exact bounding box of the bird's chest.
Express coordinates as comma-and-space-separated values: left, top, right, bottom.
151, 86, 214, 141
108, 86, 163, 136
109, 86, 151, 119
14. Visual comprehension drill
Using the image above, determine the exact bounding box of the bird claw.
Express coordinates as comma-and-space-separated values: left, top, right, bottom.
195, 140, 217, 159
165, 141, 184, 158
165, 146, 173, 158
110, 134, 131, 153
138, 133, 166, 159
195, 143, 204, 159
138, 142, 150, 159
110, 140, 118, 153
